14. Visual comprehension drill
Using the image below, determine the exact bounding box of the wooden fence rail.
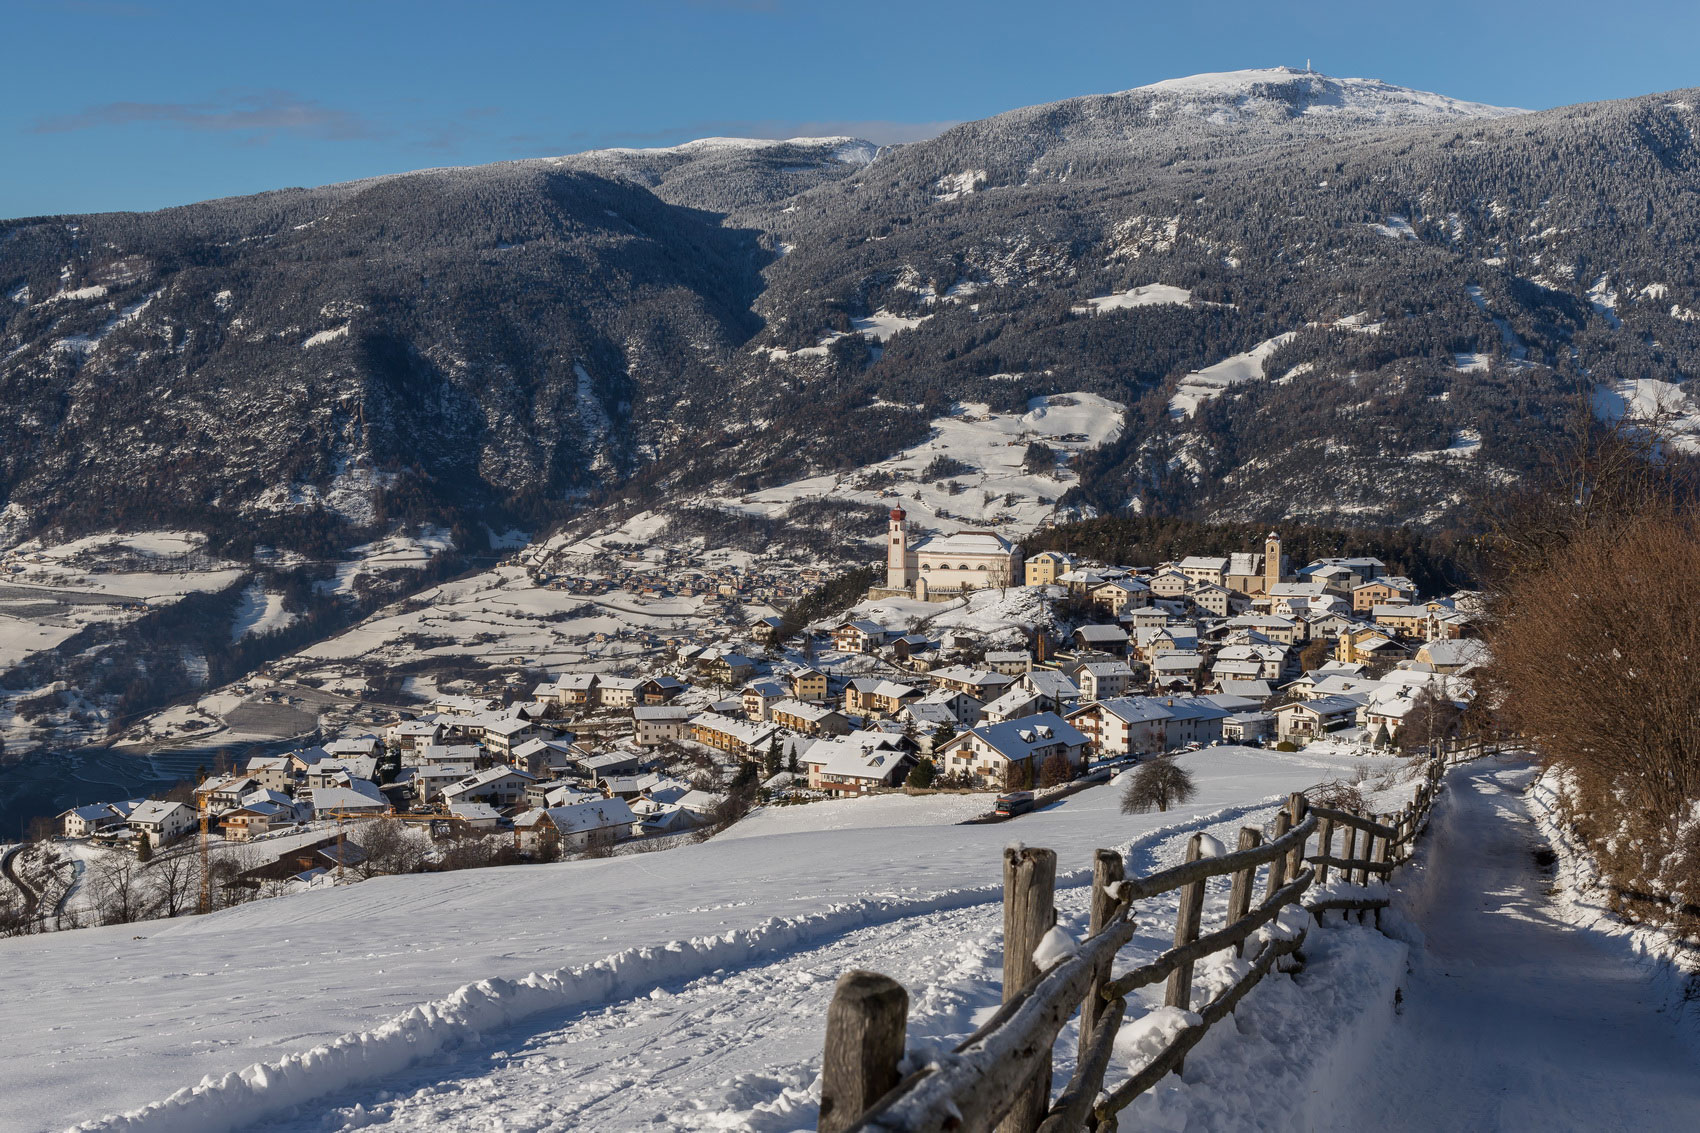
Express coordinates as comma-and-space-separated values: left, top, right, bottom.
820, 759, 1445, 1133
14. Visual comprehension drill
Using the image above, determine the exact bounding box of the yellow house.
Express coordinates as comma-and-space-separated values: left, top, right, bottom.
1025, 551, 1074, 587
790, 668, 828, 702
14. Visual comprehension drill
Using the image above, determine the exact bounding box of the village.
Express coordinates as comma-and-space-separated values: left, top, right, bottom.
21, 517, 1485, 926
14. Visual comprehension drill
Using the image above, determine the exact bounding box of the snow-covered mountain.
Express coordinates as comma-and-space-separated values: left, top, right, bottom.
1125, 65, 1525, 127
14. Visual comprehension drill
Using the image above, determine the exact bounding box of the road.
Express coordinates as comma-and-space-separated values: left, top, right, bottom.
1331, 759, 1700, 1131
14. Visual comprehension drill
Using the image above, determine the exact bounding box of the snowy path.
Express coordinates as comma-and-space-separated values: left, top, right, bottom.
224, 804, 1289, 1133
1331, 759, 1700, 1131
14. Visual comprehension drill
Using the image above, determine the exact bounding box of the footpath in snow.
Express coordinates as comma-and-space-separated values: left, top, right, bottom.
1328, 758, 1700, 1130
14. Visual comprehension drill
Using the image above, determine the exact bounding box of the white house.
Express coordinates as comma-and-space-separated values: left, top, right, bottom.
934, 713, 1088, 789
127, 800, 197, 847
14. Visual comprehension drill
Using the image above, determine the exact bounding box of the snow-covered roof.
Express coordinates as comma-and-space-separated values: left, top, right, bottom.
910, 530, 1020, 556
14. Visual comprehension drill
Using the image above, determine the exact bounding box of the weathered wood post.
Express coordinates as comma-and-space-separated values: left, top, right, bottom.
819, 970, 909, 1133
1226, 827, 1261, 957
1371, 813, 1392, 928
1265, 809, 1292, 901
1001, 845, 1057, 1133
1342, 821, 1359, 883
1315, 815, 1334, 885
1081, 848, 1125, 1067
1165, 833, 1207, 1075
1285, 793, 1308, 881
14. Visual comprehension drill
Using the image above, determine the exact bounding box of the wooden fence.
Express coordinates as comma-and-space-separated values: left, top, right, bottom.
817, 759, 1445, 1133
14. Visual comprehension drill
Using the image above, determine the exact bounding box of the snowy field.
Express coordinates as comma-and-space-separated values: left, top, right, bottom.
4, 745, 1394, 1131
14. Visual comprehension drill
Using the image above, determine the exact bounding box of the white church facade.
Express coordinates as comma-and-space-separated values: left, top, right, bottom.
880, 508, 1023, 600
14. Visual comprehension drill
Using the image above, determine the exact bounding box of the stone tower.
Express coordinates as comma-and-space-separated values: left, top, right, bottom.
1264, 531, 1283, 593
887, 508, 910, 589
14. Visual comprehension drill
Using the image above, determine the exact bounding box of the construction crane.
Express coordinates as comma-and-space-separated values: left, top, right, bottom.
197, 809, 210, 915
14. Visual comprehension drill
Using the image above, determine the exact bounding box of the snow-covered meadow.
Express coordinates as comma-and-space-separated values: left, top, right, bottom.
5, 745, 1403, 1132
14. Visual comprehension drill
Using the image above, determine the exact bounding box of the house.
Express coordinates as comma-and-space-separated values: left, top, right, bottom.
637, 676, 687, 705
1091, 578, 1150, 615
1415, 639, 1489, 674
802, 733, 916, 794
1067, 698, 1172, 756
447, 800, 503, 829
751, 615, 788, 643
742, 678, 791, 722
545, 798, 639, 851
127, 800, 197, 847
481, 716, 544, 761
1337, 629, 1413, 667
553, 673, 602, 706
1074, 624, 1130, 655
59, 803, 127, 838
1151, 652, 1205, 689
832, 620, 889, 653
242, 754, 296, 791
1274, 695, 1363, 741
1076, 661, 1137, 700
595, 676, 645, 708
770, 698, 851, 736
1024, 550, 1075, 587
1189, 583, 1235, 618
577, 749, 647, 780
1148, 570, 1192, 599
305, 780, 391, 818
1022, 669, 1080, 704
984, 650, 1033, 677
441, 765, 536, 808
1301, 557, 1387, 592
934, 713, 1088, 789
1215, 642, 1291, 681
1353, 577, 1418, 611
888, 634, 935, 662
1222, 712, 1274, 743
220, 798, 298, 841
1222, 615, 1303, 645
789, 667, 829, 702
196, 775, 259, 814
511, 736, 577, 777
1155, 697, 1232, 747
1178, 555, 1230, 587
699, 652, 757, 684
909, 687, 983, 727
632, 705, 694, 746
1266, 582, 1331, 616
979, 688, 1048, 724
928, 666, 1014, 699
688, 712, 779, 756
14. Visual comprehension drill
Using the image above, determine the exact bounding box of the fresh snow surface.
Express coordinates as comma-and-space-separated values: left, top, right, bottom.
576, 136, 877, 164
1368, 216, 1418, 240
302, 324, 351, 349
1592, 378, 1700, 451
228, 582, 298, 642
1072, 283, 1193, 315
5, 746, 1387, 1131
1323, 758, 1700, 1129
723, 392, 1124, 538
1168, 332, 1297, 418
1128, 67, 1525, 125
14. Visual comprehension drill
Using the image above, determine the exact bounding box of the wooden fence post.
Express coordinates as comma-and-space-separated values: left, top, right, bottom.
1285, 793, 1308, 881
1165, 833, 1207, 1077
1001, 846, 1057, 1133
819, 970, 908, 1133
1081, 848, 1124, 1067
1315, 816, 1334, 885
1226, 827, 1261, 957
1341, 821, 1358, 883
1265, 810, 1292, 902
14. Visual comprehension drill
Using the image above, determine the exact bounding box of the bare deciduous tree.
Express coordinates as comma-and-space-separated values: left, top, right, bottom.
1120, 757, 1197, 814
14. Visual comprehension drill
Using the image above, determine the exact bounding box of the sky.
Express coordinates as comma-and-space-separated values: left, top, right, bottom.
4, 0, 1699, 218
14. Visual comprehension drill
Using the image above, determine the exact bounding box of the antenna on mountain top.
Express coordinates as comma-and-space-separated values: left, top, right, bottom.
1306, 58, 1312, 73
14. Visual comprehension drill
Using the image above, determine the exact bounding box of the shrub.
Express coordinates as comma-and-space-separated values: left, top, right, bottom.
906, 759, 936, 789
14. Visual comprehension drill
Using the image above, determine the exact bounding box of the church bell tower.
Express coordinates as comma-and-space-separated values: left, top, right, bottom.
1264, 531, 1283, 593
887, 508, 910, 589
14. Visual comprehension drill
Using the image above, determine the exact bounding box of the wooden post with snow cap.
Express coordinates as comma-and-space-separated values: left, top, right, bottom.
1285, 793, 1308, 880
1001, 844, 1057, 1133
1081, 848, 1125, 1067
1226, 827, 1261, 957
1315, 815, 1334, 885
818, 970, 908, 1133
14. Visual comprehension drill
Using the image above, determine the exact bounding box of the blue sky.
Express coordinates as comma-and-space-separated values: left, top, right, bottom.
5, 0, 1698, 218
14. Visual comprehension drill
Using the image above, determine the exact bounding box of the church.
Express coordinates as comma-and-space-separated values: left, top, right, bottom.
882, 508, 1024, 600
